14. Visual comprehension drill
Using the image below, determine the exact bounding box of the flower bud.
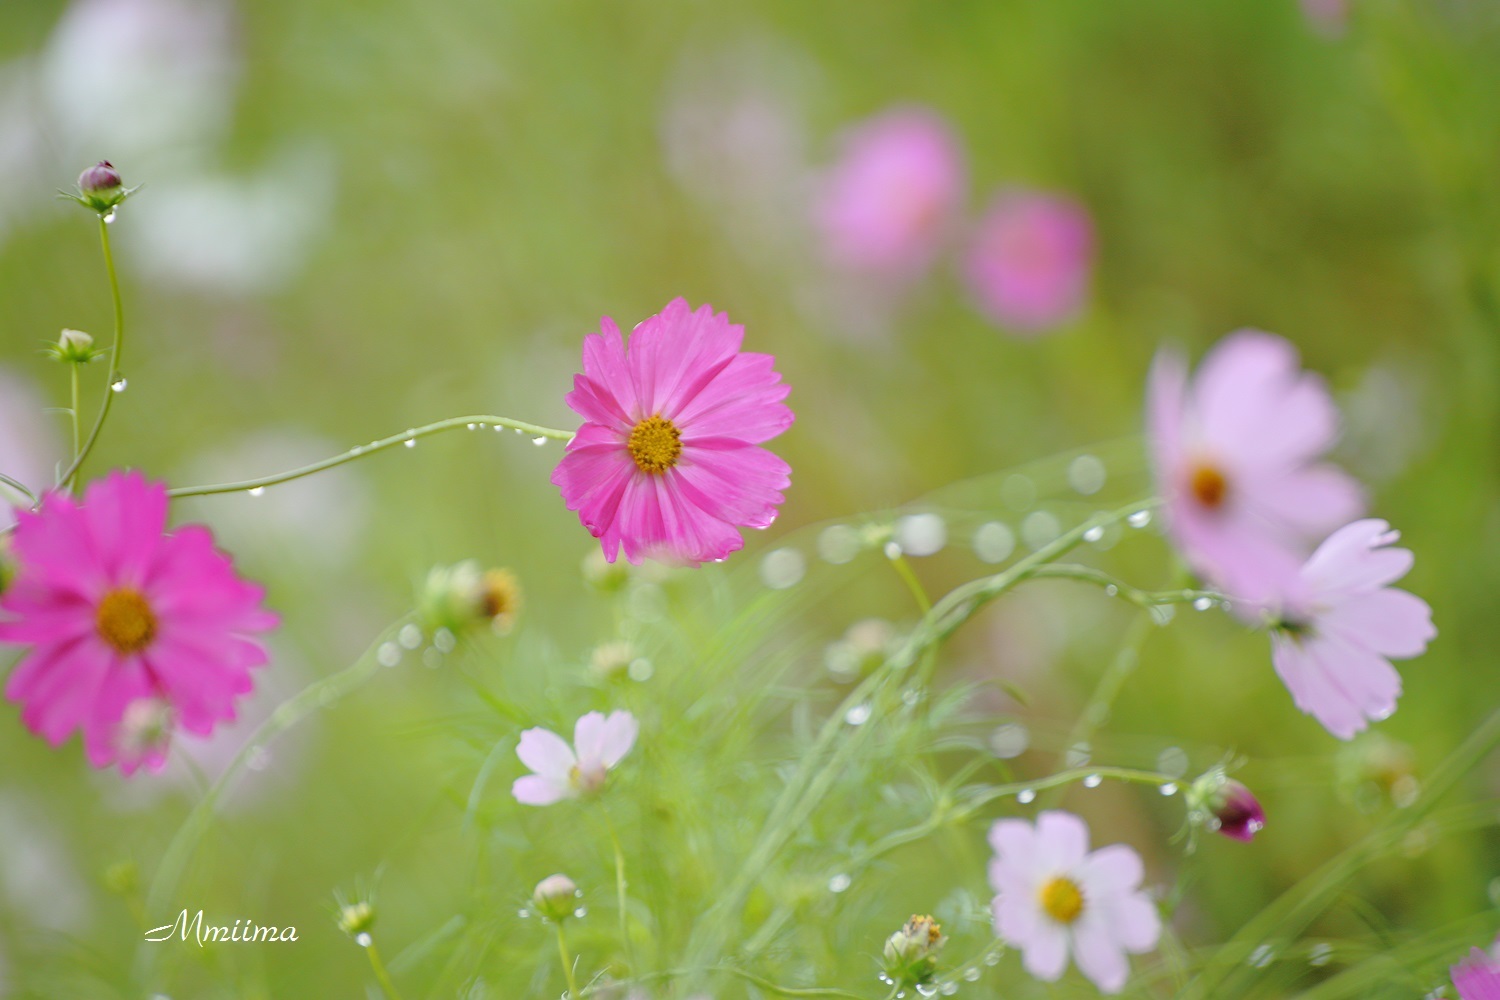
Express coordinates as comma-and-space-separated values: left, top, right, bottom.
417, 561, 522, 636
882, 914, 945, 987
581, 548, 629, 593
589, 639, 636, 681
115, 696, 173, 771
1337, 733, 1420, 810
532, 873, 579, 922
338, 900, 376, 936
49, 328, 102, 364
71, 161, 134, 214
1188, 770, 1266, 842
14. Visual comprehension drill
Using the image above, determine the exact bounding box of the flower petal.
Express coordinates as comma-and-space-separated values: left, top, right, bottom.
516, 727, 576, 781
1035, 810, 1090, 871
1071, 913, 1131, 994
512, 774, 572, 806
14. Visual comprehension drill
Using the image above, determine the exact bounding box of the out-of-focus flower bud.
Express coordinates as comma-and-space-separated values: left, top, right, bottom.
1188, 769, 1266, 842
582, 548, 630, 593
1337, 732, 1420, 811
116, 696, 173, 772
337, 900, 376, 937
532, 874, 579, 923
590, 639, 637, 681
417, 561, 522, 636
48, 328, 103, 364
824, 618, 898, 682
70, 161, 135, 214
882, 914, 945, 987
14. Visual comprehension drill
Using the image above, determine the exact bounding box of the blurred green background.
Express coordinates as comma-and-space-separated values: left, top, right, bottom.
1, 0, 1499, 996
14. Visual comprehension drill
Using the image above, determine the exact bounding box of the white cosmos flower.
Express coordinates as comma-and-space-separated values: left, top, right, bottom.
512, 711, 638, 806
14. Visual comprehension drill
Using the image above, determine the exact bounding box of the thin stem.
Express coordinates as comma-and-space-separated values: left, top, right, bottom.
556, 921, 580, 999
135, 617, 412, 986
69, 364, 81, 459
1027, 563, 1223, 610
166, 415, 575, 498
59, 215, 125, 490
366, 939, 405, 1000
602, 807, 634, 971
887, 552, 932, 614
0, 473, 37, 508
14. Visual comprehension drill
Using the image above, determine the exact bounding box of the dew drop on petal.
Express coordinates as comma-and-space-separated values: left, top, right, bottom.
828, 873, 851, 893
973, 522, 1015, 563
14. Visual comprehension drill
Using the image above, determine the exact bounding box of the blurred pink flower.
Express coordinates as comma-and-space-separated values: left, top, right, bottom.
1264, 519, 1435, 740
1453, 943, 1500, 1000
512, 710, 638, 806
964, 191, 1094, 334
815, 106, 965, 281
552, 298, 793, 566
0, 471, 277, 774
1147, 330, 1364, 605
989, 811, 1160, 993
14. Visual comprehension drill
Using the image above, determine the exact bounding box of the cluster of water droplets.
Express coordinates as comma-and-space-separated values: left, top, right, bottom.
376, 622, 454, 670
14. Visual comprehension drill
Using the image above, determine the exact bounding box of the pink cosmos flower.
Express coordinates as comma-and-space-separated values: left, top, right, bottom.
1147, 331, 1364, 605
512, 710, 638, 806
1263, 519, 1435, 740
1453, 942, 1500, 1000
815, 106, 965, 281
964, 190, 1094, 334
989, 811, 1160, 994
0, 470, 277, 774
552, 298, 794, 566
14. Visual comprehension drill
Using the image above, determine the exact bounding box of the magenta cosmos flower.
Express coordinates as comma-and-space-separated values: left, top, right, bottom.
512, 710, 638, 806
1148, 330, 1364, 605
0, 471, 277, 774
1453, 943, 1500, 1000
815, 106, 965, 281
552, 298, 793, 566
964, 190, 1094, 334
1263, 519, 1435, 740
989, 811, 1160, 994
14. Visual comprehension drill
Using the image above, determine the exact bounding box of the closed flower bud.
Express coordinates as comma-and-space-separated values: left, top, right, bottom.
581, 548, 629, 592
532, 874, 579, 922
71, 161, 134, 214
337, 900, 376, 937
882, 914, 945, 987
49, 328, 102, 364
1188, 770, 1266, 842
417, 561, 522, 636
589, 639, 636, 680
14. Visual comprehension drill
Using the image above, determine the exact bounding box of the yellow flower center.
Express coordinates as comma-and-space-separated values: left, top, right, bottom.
96, 588, 157, 655
480, 568, 521, 624
1038, 876, 1085, 924
627, 415, 682, 474
1188, 461, 1230, 510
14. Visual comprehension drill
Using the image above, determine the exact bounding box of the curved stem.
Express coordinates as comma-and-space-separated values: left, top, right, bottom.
556, 921, 580, 999
0, 473, 37, 508
1027, 563, 1222, 610
166, 415, 575, 498
59, 215, 125, 490
366, 939, 405, 1000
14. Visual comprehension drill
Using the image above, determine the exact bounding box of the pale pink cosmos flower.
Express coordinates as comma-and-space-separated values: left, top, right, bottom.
815, 106, 965, 281
1148, 331, 1364, 605
989, 811, 1160, 994
964, 190, 1094, 334
512, 710, 638, 806
1453, 941, 1500, 1000
552, 298, 793, 566
0, 470, 277, 774
1262, 519, 1435, 740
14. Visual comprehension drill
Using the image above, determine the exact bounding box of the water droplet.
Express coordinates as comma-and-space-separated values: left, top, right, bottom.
103, 209, 116, 224
983, 951, 1001, 966
1082, 525, 1105, 543
817, 524, 861, 564
879, 975, 892, 985
1249, 944, 1275, 968
1083, 774, 1102, 788
573, 907, 587, 918
246, 486, 265, 497
1104, 584, 1118, 597
973, 522, 1015, 564
513, 427, 523, 434
1157, 747, 1189, 778
1160, 782, 1179, 796
940, 983, 959, 995
398, 623, 423, 649
532, 436, 547, 446
517, 908, 530, 919
989, 722, 1030, 759
1016, 788, 1036, 804
403, 438, 416, 448
1193, 596, 1214, 611
354, 931, 372, 947
760, 548, 806, 590
422, 647, 443, 669
963, 968, 981, 981
110, 376, 127, 392
883, 540, 903, 560
627, 658, 654, 682
246, 745, 271, 771
1308, 942, 1332, 967
1020, 511, 1061, 550
1067, 454, 1107, 495
902, 688, 921, 706
1127, 509, 1153, 529
377, 642, 401, 667
844, 704, 871, 726
466, 423, 476, 430
433, 628, 456, 653
895, 513, 947, 557
916, 985, 937, 997
1064, 742, 1091, 768
827, 873, 851, 893
1150, 604, 1176, 625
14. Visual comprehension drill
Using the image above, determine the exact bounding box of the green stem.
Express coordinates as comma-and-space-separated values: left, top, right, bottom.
59, 215, 125, 490
135, 618, 411, 986
1027, 563, 1222, 611
556, 921, 580, 999
0, 473, 37, 508
602, 807, 634, 971
166, 415, 575, 498
69, 364, 81, 459
887, 552, 932, 614
366, 939, 406, 1000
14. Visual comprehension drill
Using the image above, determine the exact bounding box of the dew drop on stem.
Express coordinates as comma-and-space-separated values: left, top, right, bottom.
110, 376, 127, 392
